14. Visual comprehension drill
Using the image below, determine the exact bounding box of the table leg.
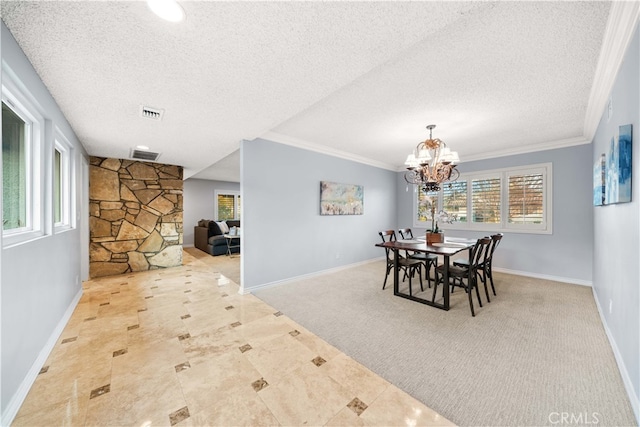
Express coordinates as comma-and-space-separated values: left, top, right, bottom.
443, 255, 450, 309
393, 248, 399, 296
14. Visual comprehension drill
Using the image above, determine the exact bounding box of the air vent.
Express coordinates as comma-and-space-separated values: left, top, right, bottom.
130, 148, 161, 162
140, 105, 164, 121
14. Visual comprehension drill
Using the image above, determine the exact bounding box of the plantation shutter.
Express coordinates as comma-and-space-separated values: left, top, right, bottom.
442, 181, 467, 222
471, 177, 501, 224
217, 194, 235, 220
508, 173, 544, 224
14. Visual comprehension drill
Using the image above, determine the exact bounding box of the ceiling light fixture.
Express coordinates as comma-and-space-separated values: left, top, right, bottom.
404, 124, 460, 192
147, 0, 185, 22
136, 145, 150, 150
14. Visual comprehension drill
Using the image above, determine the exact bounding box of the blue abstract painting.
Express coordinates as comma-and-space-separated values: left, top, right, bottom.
605, 124, 632, 204
593, 153, 605, 206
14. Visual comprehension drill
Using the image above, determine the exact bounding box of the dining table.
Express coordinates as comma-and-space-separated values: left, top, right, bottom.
375, 237, 476, 310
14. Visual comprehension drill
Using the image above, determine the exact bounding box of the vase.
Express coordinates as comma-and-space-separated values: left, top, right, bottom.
426, 232, 443, 244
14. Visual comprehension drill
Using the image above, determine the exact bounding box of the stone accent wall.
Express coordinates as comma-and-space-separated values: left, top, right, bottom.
89, 156, 183, 278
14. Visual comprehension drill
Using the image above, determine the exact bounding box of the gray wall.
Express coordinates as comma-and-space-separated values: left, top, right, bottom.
241, 138, 396, 291
396, 144, 594, 284
183, 178, 240, 246
1, 22, 87, 418
592, 25, 639, 417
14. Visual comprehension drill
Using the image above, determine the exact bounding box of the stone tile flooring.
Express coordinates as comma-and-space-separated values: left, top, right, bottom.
12, 250, 453, 426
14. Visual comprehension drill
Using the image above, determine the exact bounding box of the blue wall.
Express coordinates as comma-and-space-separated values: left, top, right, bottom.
592, 25, 639, 419
241, 138, 396, 291
1, 22, 87, 421
397, 144, 594, 284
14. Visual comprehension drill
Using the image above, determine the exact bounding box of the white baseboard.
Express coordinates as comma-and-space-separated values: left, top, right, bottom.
1, 288, 83, 426
591, 289, 640, 424
492, 267, 592, 287
244, 257, 384, 294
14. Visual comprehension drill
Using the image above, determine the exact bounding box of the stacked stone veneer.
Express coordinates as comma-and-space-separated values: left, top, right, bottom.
89, 156, 183, 278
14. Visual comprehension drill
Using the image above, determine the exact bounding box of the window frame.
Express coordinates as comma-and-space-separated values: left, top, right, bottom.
53, 126, 74, 232
2, 70, 45, 247
214, 190, 241, 221
413, 163, 552, 235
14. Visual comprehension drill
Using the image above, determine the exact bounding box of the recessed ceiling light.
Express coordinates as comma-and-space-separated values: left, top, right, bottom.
147, 0, 185, 23
136, 145, 150, 151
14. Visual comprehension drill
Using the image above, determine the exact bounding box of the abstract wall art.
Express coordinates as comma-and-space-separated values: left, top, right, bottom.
320, 181, 364, 215
593, 153, 605, 206
605, 124, 633, 205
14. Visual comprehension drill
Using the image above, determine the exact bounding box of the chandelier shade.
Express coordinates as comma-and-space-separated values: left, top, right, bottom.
404, 124, 460, 192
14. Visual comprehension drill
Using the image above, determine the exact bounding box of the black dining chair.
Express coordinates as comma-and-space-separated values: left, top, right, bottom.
378, 230, 424, 296
453, 233, 503, 300
433, 237, 491, 316
398, 227, 438, 288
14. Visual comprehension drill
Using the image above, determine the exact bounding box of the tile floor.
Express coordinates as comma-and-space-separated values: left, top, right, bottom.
13, 250, 454, 426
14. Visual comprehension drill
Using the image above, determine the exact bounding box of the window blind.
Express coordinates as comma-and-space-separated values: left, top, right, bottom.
508, 173, 544, 224
471, 178, 501, 224
442, 181, 467, 222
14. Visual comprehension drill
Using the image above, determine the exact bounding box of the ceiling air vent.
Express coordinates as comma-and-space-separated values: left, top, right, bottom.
130, 148, 161, 162
140, 105, 164, 121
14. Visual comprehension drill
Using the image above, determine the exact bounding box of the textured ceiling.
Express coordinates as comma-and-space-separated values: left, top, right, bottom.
1, 1, 611, 181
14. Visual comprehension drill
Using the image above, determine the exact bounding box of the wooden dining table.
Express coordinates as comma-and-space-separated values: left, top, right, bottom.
375, 237, 476, 310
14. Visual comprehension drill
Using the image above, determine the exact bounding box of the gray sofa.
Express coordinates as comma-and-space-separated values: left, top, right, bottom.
194, 219, 240, 256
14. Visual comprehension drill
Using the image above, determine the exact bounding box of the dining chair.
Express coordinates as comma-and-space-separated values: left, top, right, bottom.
378, 230, 424, 296
398, 227, 438, 288
432, 237, 491, 316
453, 233, 503, 300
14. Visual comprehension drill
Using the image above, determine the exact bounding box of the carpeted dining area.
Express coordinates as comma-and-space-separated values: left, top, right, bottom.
254, 260, 637, 427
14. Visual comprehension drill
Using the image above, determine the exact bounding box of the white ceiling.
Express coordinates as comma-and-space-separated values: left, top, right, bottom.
1, 1, 613, 182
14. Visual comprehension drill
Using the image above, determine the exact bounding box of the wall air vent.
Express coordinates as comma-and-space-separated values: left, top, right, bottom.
130, 148, 161, 162
140, 105, 164, 121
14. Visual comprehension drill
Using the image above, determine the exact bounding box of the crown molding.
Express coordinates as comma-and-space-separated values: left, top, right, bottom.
260, 131, 398, 171
583, 1, 640, 141
457, 136, 591, 165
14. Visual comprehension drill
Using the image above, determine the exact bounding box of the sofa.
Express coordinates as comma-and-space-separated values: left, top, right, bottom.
194, 219, 241, 256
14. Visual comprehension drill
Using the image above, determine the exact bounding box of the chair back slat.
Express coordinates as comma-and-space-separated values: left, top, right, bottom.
470, 238, 492, 270
379, 230, 397, 262
398, 228, 414, 239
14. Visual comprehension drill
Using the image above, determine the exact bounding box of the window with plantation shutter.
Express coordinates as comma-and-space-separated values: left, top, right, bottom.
442, 181, 467, 223
471, 177, 501, 224
508, 173, 544, 225
215, 191, 241, 220
416, 187, 438, 224
412, 163, 551, 234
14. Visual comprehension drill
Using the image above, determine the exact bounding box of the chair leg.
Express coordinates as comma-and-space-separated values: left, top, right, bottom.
383, 263, 392, 290
473, 276, 483, 308
418, 266, 424, 292
431, 271, 439, 302
478, 269, 490, 303
468, 283, 475, 317
408, 269, 413, 296
488, 265, 496, 296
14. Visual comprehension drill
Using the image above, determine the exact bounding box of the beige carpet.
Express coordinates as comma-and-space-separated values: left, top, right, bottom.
253, 260, 637, 427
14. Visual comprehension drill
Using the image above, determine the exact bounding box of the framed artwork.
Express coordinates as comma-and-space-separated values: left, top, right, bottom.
605, 124, 632, 205
320, 181, 363, 215
593, 153, 605, 206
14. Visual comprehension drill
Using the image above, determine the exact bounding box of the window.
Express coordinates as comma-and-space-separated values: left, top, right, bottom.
54, 127, 73, 230
2, 102, 27, 231
507, 169, 546, 229
413, 163, 552, 234
416, 187, 438, 223
442, 181, 467, 223
2, 71, 44, 246
471, 176, 501, 224
215, 191, 240, 220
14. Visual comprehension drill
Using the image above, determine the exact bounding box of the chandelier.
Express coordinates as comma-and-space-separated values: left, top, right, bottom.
404, 124, 460, 192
